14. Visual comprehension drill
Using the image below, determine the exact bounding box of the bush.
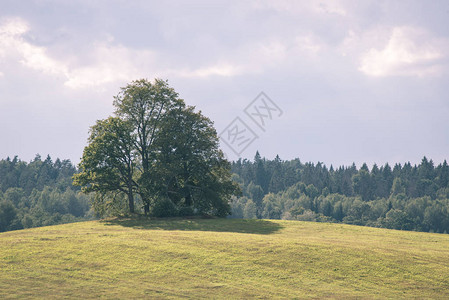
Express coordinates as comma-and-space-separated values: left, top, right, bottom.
151, 198, 178, 217
0, 200, 19, 232
178, 206, 194, 217
383, 209, 415, 230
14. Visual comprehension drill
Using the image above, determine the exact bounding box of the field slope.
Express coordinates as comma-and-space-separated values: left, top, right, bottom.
1, 218, 449, 299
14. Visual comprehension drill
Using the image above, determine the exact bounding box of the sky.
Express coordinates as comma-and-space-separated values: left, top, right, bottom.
1, 0, 449, 168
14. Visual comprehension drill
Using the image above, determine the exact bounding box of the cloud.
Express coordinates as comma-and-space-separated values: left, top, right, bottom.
314, 0, 347, 16
0, 12, 327, 89
0, 17, 156, 89
359, 27, 447, 77
0, 17, 258, 87
0, 17, 28, 36
166, 34, 324, 79
252, 0, 347, 16
295, 35, 323, 56
0, 18, 68, 77
19, 42, 69, 76
63, 43, 155, 89
173, 63, 242, 78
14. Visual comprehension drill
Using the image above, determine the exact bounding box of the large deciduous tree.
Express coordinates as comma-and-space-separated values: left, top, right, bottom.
74, 79, 239, 217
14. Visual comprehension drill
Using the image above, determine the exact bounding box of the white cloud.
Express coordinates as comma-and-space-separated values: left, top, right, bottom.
0, 13, 327, 89
0, 18, 68, 77
173, 63, 242, 78
295, 35, 323, 56
252, 0, 346, 16
168, 39, 289, 79
0, 18, 159, 89
258, 40, 288, 62
253, 35, 324, 66
359, 27, 447, 77
0, 17, 28, 36
314, 0, 347, 16
0, 17, 255, 87
19, 43, 69, 76
339, 30, 358, 57
64, 43, 155, 89
167, 35, 323, 79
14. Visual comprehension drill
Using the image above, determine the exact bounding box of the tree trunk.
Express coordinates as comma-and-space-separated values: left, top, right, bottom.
128, 191, 135, 214
185, 191, 192, 206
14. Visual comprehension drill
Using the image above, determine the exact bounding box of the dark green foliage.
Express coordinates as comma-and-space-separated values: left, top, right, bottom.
0, 200, 18, 231
0, 155, 92, 232
151, 198, 178, 217
352, 169, 373, 201
231, 153, 449, 234
178, 206, 195, 217
382, 209, 415, 230
74, 79, 239, 218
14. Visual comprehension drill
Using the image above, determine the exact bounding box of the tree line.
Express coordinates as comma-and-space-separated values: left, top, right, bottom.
0, 155, 92, 232
230, 152, 449, 233
2, 78, 448, 234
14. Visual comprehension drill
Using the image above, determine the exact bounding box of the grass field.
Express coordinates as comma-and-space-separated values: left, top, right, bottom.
1, 217, 449, 299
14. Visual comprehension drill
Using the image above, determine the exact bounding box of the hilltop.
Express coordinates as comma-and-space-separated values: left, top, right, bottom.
1, 218, 449, 298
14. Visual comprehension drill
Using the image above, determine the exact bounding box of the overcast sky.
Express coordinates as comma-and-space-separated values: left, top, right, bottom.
1, 0, 449, 167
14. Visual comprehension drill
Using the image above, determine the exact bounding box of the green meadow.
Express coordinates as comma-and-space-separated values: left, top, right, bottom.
1, 218, 449, 299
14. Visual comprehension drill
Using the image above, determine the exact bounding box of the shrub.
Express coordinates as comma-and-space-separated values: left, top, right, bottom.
151, 198, 177, 217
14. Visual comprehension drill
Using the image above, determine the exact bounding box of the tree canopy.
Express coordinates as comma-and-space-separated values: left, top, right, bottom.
74, 79, 239, 217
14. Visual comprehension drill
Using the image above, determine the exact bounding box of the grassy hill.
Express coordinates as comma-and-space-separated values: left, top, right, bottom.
1, 218, 449, 299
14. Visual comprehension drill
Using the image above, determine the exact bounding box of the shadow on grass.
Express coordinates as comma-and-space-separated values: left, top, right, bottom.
101, 216, 283, 235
